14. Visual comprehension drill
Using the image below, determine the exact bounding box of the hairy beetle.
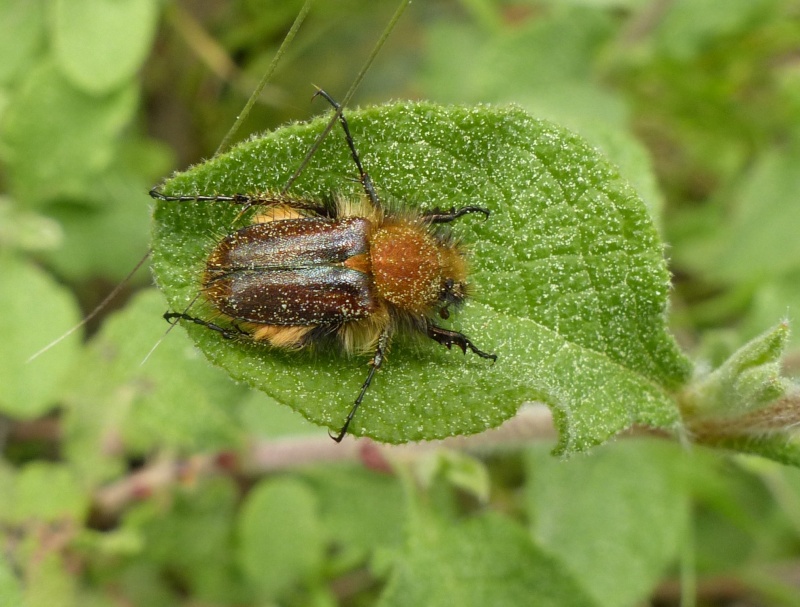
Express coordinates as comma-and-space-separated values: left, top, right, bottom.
151, 90, 496, 441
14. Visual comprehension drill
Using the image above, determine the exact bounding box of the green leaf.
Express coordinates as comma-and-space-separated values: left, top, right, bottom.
236, 478, 325, 599
63, 289, 247, 469
414, 450, 490, 503
0, 197, 63, 252
701, 434, 800, 468
26, 552, 77, 607
0, 254, 81, 418
0, 557, 24, 607
302, 466, 406, 562
741, 272, 800, 348
0, 60, 137, 204
52, 0, 159, 94
0, 462, 89, 524
712, 148, 800, 282
680, 322, 800, 465
236, 390, 320, 438
124, 478, 250, 605
682, 322, 790, 418
655, 0, 779, 60
151, 103, 691, 449
39, 170, 153, 282
379, 511, 598, 607
525, 439, 690, 607
0, 0, 44, 85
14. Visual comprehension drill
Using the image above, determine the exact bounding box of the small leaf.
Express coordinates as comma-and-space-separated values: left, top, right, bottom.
236, 478, 324, 599
0, 60, 137, 204
52, 0, 160, 94
0, 0, 44, 85
151, 103, 691, 449
379, 511, 598, 607
0, 557, 24, 607
680, 322, 800, 465
0, 255, 81, 418
681, 322, 791, 418
302, 466, 406, 563
63, 289, 247, 470
0, 462, 89, 524
414, 450, 490, 503
124, 478, 248, 604
0, 197, 63, 252
526, 440, 690, 607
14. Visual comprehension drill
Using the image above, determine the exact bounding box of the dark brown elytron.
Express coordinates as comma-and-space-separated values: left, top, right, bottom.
151, 90, 496, 441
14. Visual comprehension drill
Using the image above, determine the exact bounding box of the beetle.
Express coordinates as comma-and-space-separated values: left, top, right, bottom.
150, 90, 496, 442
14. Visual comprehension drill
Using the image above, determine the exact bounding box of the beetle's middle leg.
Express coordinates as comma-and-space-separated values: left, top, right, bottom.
330, 329, 391, 443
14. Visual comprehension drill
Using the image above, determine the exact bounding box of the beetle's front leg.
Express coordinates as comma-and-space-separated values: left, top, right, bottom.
426, 323, 497, 362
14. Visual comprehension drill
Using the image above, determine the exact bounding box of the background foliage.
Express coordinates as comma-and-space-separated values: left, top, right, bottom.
1, 0, 800, 605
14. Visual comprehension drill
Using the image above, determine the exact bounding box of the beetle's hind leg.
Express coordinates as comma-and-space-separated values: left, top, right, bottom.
330, 329, 390, 442
312, 88, 380, 209
426, 323, 497, 362
164, 312, 246, 340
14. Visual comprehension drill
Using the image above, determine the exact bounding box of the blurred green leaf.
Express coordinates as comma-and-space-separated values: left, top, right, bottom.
0, 197, 63, 252
0, 0, 44, 85
0, 557, 24, 607
681, 323, 800, 466
236, 477, 325, 599
63, 289, 247, 473
40, 173, 152, 283
26, 552, 77, 607
152, 103, 691, 450
124, 478, 251, 605
741, 271, 800, 348
422, 9, 626, 132
302, 466, 406, 564
0, 462, 89, 523
0, 254, 81, 418
235, 390, 319, 438
379, 511, 598, 607
0, 60, 137, 204
52, 0, 160, 94
414, 450, 490, 503
526, 439, 689, 607
655, 0, 779, 60
713, 148, 800, 282
109, 563, 177, 607
683, 322, 790, 418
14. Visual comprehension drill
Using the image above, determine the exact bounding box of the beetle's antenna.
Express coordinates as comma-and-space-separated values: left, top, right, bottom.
281, 0, 410, 194
27, 250, 151, 363
214, 0, 313, 156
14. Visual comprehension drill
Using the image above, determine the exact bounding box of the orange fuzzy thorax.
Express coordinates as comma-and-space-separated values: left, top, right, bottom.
369, 221, 466, 315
